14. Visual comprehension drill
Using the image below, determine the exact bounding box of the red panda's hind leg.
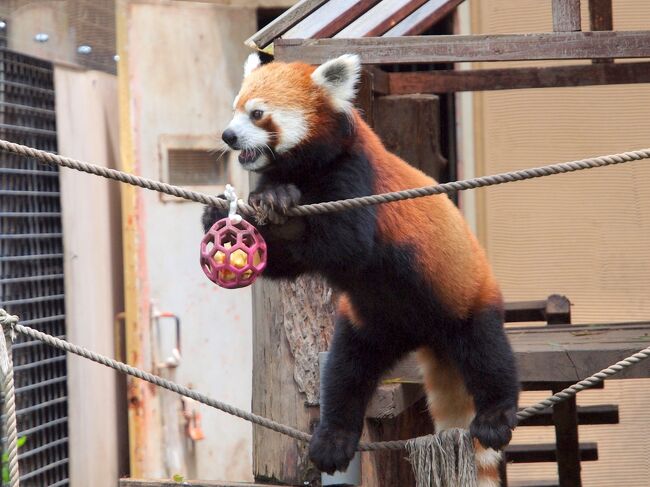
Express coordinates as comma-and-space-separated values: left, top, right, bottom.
418, 347, 503, 487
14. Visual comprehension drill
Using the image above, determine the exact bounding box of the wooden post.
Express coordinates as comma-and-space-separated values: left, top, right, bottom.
589, 0, 613, 63
552, 383, 582, 487
372, 94, 447, 180
552, 0, 582, 32
251, 277, 335, 484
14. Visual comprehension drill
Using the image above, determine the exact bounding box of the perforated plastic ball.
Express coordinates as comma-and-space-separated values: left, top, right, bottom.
200, 218, 267, 289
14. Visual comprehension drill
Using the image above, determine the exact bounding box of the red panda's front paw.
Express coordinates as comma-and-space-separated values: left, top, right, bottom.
308, 424, 359, 475
249, 184, 301, 224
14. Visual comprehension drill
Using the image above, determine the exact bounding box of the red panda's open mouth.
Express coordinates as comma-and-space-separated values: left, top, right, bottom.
238, 148, 260, 164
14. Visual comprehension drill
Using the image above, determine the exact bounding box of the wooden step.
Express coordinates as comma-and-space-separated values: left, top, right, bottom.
505, 442, 598, 463
517, 404, 619, 427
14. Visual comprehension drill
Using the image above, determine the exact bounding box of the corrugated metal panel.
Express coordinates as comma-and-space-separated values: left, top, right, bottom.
0, 47, 69, 487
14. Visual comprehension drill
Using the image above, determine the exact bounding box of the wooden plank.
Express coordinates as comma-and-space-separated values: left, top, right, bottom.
385, 322, 650, 384
384, 0, 465, 37
505, 443, 598, 463
274, 31, 650, 64
284, 0, 380, 39
552, 0, 582, 32
366, 383, 424, 418
385, 62, 650, 94
334, 0, 428, 38
517, 404, 619, 427
245, 0, 329, 49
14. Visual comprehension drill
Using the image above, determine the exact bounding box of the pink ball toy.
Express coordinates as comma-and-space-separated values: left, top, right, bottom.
200, 218, 267, 289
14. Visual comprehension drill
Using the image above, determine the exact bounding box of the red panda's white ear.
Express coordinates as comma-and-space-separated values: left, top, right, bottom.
311, 54, 361, 113
243, 53, 262, 78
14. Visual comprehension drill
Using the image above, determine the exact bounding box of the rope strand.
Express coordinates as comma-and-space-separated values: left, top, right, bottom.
1, 139, 648, 218
2, 313, 649, 452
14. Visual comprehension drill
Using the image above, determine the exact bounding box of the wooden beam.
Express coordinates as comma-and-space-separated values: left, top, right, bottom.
385, 62, 650, 94
384, 0, 465, 37
517, 404, 619, 427
505, 443, 597, 463
386, 322, 650, 384
274, 31, 650, 64
285, 0, 380, 39
552, 384, 582, 487
552, 0, 582, 32
366, 383, 424, 419
335, 0, 428, 38
245, 0, 329, 49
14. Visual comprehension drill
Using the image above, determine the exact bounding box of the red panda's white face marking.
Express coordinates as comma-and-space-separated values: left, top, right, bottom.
222, 53, 361, 172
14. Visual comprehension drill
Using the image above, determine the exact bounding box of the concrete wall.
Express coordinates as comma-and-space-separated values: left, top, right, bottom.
121, 0, 260, 481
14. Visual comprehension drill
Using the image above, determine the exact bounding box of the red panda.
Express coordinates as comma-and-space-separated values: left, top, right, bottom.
203, 53, 519, 486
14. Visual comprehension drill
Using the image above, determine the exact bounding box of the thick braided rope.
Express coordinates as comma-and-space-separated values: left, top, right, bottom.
3, 317, 650, 452
1, 139, 649, 217
4, 322, 311, 444
0, 310, 20, 487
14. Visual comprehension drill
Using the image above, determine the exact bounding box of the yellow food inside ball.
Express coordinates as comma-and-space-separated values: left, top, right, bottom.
214, 242, 260, 281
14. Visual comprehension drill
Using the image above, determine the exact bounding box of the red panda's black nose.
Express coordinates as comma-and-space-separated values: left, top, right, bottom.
222, 129, 238, 148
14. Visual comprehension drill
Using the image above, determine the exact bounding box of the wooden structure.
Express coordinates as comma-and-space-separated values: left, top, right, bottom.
247, 1, 650, 487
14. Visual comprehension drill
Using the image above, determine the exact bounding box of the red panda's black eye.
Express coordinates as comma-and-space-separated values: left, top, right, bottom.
251, 109, 264, 121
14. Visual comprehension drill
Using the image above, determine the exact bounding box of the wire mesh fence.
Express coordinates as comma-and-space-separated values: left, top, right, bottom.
0, 47, 69, 487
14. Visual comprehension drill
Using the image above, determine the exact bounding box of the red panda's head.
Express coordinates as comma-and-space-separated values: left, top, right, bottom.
222, 53, 361, 173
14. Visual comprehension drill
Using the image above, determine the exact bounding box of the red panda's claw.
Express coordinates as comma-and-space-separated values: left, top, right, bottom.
249, 184, 301, 225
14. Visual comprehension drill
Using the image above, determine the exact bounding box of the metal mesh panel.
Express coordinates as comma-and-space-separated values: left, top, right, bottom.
0, 0, 116, 74
0, 48, 69, 487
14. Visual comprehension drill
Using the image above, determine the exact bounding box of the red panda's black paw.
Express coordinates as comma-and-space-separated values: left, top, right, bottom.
308, 425, 359, 475
201, 204, 228, 233
470, 405, 517, 450
249, 185, 301, 224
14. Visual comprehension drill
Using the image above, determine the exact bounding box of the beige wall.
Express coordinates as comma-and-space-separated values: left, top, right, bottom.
469, 0, 650, 485
56, 66, 127, 487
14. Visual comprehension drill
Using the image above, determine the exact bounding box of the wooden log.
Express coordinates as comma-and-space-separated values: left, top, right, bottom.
274, 31, 650, 64
385, 62, 650, 94
372, 95, 447, 180
552, 0, 582, 32
251, 278, 335, 484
